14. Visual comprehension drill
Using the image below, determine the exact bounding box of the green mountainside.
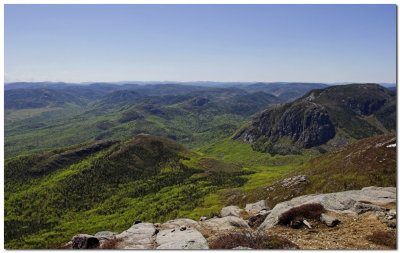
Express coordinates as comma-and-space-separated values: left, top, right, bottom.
5, 134, 251, 249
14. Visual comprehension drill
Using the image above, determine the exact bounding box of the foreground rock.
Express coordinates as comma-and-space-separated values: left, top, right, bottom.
220, 206, 242, 217
259, 187, 395, 230
320, 214, 340, 227
156, 228, 208, 249
245, 200, 269, 215
94, 231, 118, 240
115, 223, 156, 249
161, 218, 200, 230
199, 216, 250, 235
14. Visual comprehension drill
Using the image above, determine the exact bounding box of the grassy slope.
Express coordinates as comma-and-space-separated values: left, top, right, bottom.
5, 135, 252, 249
247, 134, 397, 207
195, 138, 317, 207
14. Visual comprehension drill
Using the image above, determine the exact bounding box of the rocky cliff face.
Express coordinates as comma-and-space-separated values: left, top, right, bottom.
233, 84, 396, 152
235, 101, 335, 148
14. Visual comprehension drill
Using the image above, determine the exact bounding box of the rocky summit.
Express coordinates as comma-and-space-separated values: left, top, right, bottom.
64, 187, 396, 250
233, 84, 396, 154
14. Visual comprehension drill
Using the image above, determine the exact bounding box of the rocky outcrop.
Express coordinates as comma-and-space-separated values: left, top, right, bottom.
220, 206, 242, 217
68, 186, 395, 250
233, 84, 396, 151
94, 231, 118, 240
233, 101, 335, 149
199, 216, 250, 235
161, 218, 200, 230
245, 200, 269, 215
115, 223, 157, 249
156, 228, 208, 249
258, 187, 395, 231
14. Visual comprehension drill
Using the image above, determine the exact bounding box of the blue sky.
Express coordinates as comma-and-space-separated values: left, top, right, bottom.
4, 4, 396, 83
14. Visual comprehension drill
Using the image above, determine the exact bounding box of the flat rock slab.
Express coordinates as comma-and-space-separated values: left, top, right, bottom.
116, 222, 156, 249
94, 231, 118, 240
220, 206, 242, 217
200, 216, 250, 234
245, 200, 270, 214
161, 218, 200, 230
258, 187, 396, 230
156, 228, 208, 249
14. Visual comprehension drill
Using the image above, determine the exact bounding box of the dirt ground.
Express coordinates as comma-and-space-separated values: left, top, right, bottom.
268, 210, 396, 250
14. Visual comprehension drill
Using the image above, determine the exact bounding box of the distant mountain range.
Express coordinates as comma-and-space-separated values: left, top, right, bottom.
5, 82, 331, 158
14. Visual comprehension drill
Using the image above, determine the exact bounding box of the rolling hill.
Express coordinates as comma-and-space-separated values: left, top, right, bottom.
4, 134, 251, 249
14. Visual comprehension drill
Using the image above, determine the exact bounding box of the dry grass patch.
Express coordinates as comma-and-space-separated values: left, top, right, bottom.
366, 231, 396, 249
208, 231, 298, 249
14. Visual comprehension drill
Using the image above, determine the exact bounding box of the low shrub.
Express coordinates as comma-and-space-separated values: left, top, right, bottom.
366, 231, 396, 248
239, 210, 251, 220
278, 203, 325, 226
100, 238, 123, 249
208, 231, 298, 249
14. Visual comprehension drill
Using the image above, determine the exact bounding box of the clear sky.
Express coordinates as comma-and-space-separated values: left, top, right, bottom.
4, 4, 396, 83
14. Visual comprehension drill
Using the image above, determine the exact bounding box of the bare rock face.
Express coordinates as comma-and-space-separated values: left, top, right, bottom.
258, 187, 396, 231
281, 175, 308, 188
156, 228, 208, 249
199, 216, 250, 235
116, 222, 157, 249
71, 234, 100, 249
161, 218, 200, 230
245, 200, 270, 215
234, 102, 335, 149
220, 206, 242, 217
94, 231, 118, 240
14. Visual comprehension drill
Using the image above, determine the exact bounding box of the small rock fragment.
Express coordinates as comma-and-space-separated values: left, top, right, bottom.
320, 213, 340, 227
303, 219, 312, 229
200, 217, 207, 221
180, 225, 187, 231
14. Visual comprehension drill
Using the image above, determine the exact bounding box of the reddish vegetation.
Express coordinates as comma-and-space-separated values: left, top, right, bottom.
208, 231, 299, 249
278, 203, 325, 226
366, 231, 396, 248
100, 238, 123, 249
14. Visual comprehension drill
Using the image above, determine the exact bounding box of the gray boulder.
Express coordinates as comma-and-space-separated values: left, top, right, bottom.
161, 218, 200, 230
116, 222, 156, 249
220, 206, 242, 217
94, 231, 118, 240
258, 187, 396, 230
199, 216, 250, 234
71, 234, 100, 249
353, 202, 385, 214
156, 228, 208, 249
320, 213, 340, 227
245, 200, 269, 214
